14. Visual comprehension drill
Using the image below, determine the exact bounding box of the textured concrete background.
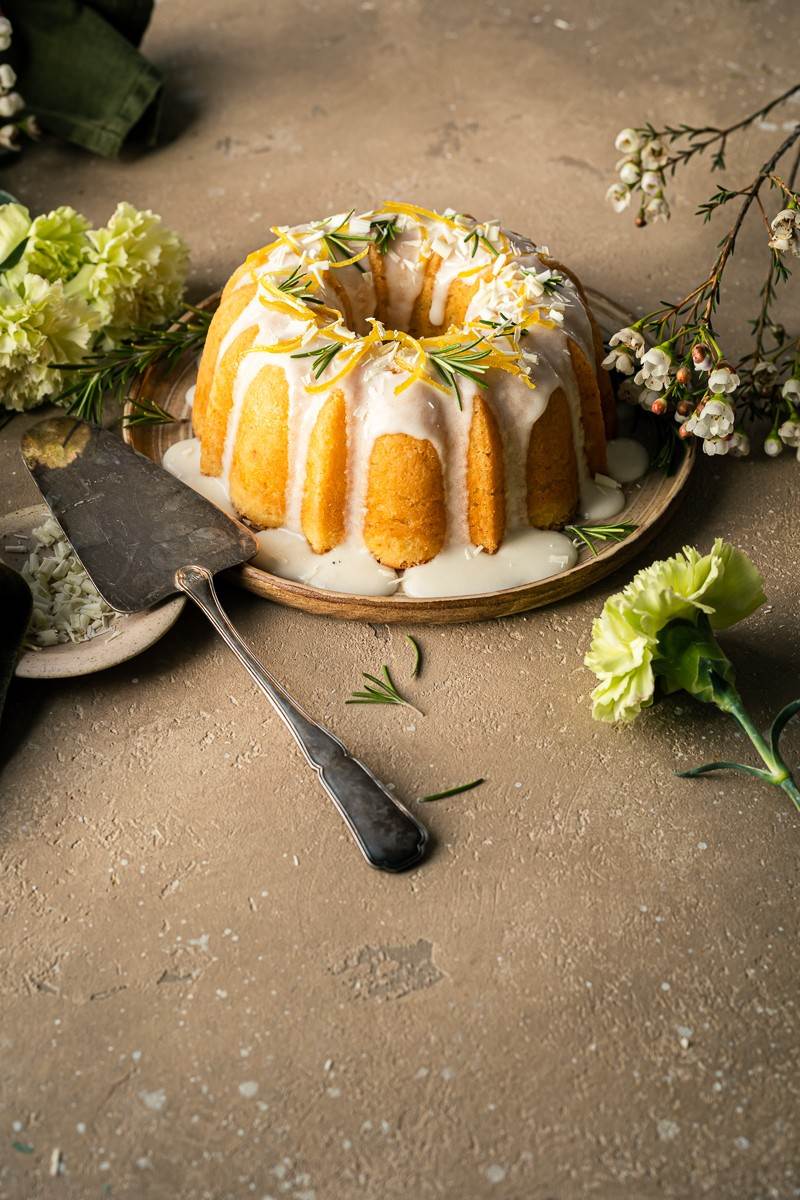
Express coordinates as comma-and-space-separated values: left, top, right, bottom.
1, 1, 800, 1197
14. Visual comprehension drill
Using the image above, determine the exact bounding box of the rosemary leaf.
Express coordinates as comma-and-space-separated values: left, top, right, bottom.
122, 396, 177, 428
51, 309, 211, 426
346, 664, 422, 713
290, 340, 344, 378
405, 634, 422, 678
420, 778, 485, 802
564, 522, 638, 556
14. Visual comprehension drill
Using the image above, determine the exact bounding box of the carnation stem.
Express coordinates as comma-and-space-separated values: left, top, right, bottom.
713, 680, 800, 813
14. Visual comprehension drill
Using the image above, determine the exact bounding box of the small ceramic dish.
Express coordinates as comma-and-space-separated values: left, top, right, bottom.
0, 504, 186, 680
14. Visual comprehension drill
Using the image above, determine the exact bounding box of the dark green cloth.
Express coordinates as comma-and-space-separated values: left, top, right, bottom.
4, 0, 162, 157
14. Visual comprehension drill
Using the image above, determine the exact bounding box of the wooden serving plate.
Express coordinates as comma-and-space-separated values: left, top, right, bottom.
124, 290, 694, 624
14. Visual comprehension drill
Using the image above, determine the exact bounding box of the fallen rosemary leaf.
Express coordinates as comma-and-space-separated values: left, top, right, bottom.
346, 664, 422, 714
564, 522, 638, 556
405, 634, 422, 678
420, 778, 484, 802
12, 1142, 34, 1154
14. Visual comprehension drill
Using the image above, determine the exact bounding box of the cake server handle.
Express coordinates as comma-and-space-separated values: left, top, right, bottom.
174, 565, 428, 873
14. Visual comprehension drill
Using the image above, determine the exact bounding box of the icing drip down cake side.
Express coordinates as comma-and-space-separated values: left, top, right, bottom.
164, 203, 648, 597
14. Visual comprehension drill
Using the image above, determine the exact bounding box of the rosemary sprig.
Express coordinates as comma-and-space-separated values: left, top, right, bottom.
463, 228, 499, 258
564, 522, 638, 555
370, 216, 401, 254
346, 664, 422, 714
290, 340, 344, 379
277, 264, 322, 304
478, 314, 528, 339
406, 634, 422, 678
420, 778, 484, 802
51, 308, 212, 425
428, 337, 492, 409
122, 395, 177, 428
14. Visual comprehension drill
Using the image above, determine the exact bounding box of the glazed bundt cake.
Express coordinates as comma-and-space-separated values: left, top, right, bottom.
187, 203, 621, 590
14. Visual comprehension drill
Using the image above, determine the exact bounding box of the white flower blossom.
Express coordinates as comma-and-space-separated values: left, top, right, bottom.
606, 182, 631, 213
781, 377, 800, 402
615, 128, 643, 155
640, 171, 663, 196
778, 419, 800, 448
639, 388, 662, 411
634, 345, 672, 391
685, 398, 735, 440
702, 436, 731, 456
618, 159, 641, 186
0, 63, 16, 93
0, 92, 23, 118
609, 326, 646, 357
602, 346, 636, 374
0, 18, 11, 53
644, 195, 670, 223
708, 365, 739, 394
767, 208, 800, 257
0, 123, 19, 151
764, 432, 783, 457
728, 431, 750, 458
641, 140, 668, 170
692, 344, 713, 372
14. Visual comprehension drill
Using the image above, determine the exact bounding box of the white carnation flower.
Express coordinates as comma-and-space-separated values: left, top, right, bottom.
708, 365, 739, 394
606, 183, 631, 213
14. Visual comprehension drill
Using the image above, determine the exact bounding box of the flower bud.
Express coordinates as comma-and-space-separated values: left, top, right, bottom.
692, 343, 713, 372
763, 433, 783, 458
675, 365, 692, 386
634, 214, 647, 228
618, 159, 641, 186
0, 63, 16, 93
676, 399, 692, 416
678, 423, 694, 439
650, 397, 667, 416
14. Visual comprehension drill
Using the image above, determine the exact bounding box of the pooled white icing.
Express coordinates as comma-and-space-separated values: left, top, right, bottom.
171, 205, 651, 598
401, 530, 578, 597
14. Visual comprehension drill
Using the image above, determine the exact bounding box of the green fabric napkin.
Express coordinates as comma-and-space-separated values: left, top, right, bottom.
4, 0, 162, 157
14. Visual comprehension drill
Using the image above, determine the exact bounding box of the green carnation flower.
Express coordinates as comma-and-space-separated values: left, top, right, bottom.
586, 539, 765, 723
586, 541, 799, 813
0, 201, 32, 265
69, 201, 188, 342
10, 206, 90, 283
0, 273, 98, 411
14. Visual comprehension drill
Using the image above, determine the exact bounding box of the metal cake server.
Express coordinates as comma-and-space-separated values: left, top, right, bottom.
21, 417, 428, 873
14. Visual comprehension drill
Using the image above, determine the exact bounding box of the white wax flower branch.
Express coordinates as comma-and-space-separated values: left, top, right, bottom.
0, 16, 40, 152
604, 83, 800, 461
586, 540, 800, 814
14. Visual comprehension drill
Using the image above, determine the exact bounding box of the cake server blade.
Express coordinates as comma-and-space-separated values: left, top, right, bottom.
21, 417, 428, 873
21, 416, 256, 612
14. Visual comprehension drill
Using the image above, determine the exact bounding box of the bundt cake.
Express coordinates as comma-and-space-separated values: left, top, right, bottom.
172, 203, 629, 595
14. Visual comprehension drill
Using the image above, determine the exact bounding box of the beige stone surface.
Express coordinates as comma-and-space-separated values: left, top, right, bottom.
1, 1, 800, 1196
